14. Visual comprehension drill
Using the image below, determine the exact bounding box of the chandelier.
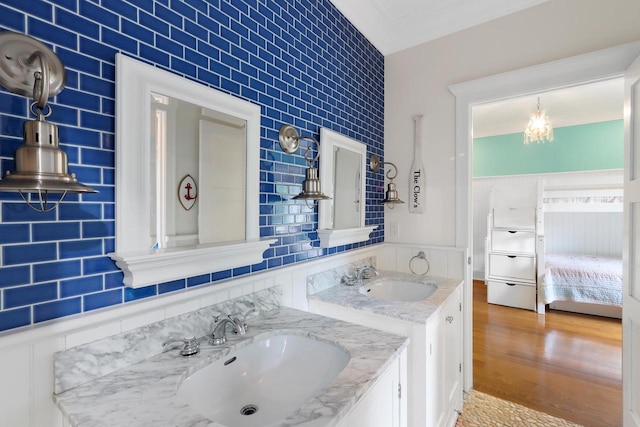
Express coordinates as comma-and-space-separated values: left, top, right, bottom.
524, 97, 554, 144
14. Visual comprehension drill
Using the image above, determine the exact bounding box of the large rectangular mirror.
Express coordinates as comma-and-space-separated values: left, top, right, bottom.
318, 128, 376, 247
110, 54, 275, 288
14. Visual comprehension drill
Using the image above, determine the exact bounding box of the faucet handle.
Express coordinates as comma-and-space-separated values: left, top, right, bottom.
242, 304, 258, 319
237, 305, 258, 331
162, 336, 200, 357
341, 274, 356, 286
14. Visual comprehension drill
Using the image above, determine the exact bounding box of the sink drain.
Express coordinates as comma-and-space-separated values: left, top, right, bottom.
240, 404, 258, 416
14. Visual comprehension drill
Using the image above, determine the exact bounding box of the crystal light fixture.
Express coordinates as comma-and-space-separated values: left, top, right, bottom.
524, 97, 554, 144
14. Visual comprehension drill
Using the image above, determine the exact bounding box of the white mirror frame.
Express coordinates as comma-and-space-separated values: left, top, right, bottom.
317, 128, 376, 247
110, 54, 275, 288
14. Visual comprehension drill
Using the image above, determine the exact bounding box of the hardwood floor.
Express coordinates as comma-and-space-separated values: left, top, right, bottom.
472, 280, 622, 427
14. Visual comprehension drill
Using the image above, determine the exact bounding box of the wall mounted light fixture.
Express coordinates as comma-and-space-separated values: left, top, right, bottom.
370, 154, 404, 208
278, 124, 330, 202
0, 31, 97, 212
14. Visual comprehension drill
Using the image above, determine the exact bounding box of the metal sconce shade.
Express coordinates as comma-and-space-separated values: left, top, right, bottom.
278, 124, 331, 201
381, 181, 404, 205
292, 166, 331, 200
0, 31, 97, 211
0, 113, 97, 194
377, 161, 404, 207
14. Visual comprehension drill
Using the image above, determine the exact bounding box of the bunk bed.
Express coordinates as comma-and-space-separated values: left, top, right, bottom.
536, 180, 623, 318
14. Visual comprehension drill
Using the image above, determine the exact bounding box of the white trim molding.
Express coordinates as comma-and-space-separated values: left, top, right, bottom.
448, 40, 640, 393
317, 226, 377, 248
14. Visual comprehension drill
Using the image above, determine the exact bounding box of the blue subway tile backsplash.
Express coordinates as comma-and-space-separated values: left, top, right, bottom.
0, 0, 384, 332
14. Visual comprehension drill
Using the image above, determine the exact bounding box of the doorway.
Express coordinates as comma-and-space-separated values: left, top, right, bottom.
449, 40, 640, 421
467, 79, 624, 426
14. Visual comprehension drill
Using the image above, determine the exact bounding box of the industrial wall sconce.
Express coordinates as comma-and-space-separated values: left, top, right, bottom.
370, 154, 404, 208
278, 124, 330, 202
0, 31, 97, 212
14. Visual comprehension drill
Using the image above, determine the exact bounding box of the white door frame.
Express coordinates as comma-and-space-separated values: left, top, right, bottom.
449, 40, 640, 392
622, 51, 640, 427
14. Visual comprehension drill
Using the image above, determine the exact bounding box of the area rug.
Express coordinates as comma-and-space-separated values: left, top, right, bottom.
455, 390, 583, 427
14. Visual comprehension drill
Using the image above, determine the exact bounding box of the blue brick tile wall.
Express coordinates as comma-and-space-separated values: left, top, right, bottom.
0, 0, 385, 333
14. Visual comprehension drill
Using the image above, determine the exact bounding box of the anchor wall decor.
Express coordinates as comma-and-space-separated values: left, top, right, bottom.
178, 174, 198, 210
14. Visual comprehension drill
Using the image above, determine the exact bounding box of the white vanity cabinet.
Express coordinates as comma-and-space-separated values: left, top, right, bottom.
486, 207, 538, 311
337, 347, 407, 427
425, 285, 462, 427
309, 280, 463, 427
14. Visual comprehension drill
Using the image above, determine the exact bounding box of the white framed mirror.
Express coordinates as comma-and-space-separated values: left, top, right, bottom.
317, 128, 376, 247
110, 54, 275, 288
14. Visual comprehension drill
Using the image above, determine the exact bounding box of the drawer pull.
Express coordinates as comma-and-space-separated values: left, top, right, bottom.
506, 283, 517, 286
507, 255, 517, 258
508, 230, 517, 234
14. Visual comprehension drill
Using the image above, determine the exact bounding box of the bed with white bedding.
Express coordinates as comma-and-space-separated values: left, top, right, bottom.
536, 176, 623, 318
539, 253, 622, 310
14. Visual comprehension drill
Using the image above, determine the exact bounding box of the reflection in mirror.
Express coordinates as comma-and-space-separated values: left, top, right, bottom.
110, 54, 275, 288
332, 146, 361, 229
318, 128, 377, 247
149, 94, 246, 249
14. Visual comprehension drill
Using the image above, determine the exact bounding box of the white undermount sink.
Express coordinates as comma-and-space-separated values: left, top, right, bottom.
177, 333, 350, 427
359, 278, 437, 302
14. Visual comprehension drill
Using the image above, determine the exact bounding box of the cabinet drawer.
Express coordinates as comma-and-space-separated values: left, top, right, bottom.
487, 280, 536, 310
491, 230, 535, 254
489, 254, 535, 281
493, 207, 535, 229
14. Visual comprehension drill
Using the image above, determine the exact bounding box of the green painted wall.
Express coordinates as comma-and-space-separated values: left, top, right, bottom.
473, 120, 623, 177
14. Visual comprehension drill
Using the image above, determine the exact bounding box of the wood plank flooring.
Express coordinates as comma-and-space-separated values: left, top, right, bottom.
472, 280, 622, 427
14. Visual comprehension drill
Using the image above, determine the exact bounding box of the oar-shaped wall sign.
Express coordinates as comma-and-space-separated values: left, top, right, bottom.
409, 115, 425, 213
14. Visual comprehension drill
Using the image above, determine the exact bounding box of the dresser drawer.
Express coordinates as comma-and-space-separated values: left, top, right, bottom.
487, 280, 536, 310
488, 254, 535, 282
493, 207, 535, 230
491, 230, 535, 254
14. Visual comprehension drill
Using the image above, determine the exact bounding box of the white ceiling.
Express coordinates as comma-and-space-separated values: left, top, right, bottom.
329, 0, 549, 55
329, 0, 624, 136
472, 79, 624, 138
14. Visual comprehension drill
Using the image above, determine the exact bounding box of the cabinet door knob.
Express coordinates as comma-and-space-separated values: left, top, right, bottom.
446, 315, 454, 323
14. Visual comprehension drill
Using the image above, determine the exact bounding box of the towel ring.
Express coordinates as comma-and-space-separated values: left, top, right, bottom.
409, 251, 430, 275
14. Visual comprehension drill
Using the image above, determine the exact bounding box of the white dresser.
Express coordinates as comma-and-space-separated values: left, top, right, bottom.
485, 207, 537, 311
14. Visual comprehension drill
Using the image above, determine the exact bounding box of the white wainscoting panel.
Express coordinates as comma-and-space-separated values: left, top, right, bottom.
379, 243, 465, 279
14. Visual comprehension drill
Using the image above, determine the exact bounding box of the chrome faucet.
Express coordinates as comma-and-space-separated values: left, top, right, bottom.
343, 265, 379, 286
209, 315, 246, 345
355, 265, 379, 283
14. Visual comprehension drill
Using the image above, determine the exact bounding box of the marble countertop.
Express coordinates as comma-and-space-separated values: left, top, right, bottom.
54, 306, 409, 427
308, 271, 463, 324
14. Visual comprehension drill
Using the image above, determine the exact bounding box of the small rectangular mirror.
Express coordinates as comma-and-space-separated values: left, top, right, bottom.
318, 128, 376, 247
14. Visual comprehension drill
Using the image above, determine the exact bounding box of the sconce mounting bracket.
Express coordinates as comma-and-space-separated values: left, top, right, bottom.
278, 124, 301, 154
0, 31, 65, 100
369, 154, 380, 173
